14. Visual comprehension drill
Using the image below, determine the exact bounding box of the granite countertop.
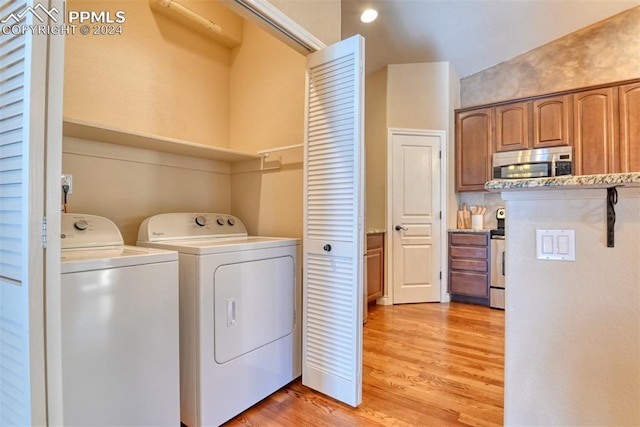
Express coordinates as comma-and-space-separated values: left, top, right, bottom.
367, 229, 386, 234
448, 228, 491, 233
485, 173, 640, 191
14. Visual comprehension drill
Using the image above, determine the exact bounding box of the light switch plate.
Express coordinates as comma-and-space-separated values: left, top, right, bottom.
536, 229, 576, 261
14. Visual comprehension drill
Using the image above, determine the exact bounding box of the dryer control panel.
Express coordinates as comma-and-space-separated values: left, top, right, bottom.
137, 213, 248, 242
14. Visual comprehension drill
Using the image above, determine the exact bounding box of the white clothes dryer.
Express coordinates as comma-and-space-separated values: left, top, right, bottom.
137, 213, 301, 427
60, 213, 180, 426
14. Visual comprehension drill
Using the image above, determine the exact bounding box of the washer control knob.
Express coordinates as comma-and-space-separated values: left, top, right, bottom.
74, 219, 88, 231
195, 215, 207, 227
227, 217, 235, 226
216, 217, 225, 226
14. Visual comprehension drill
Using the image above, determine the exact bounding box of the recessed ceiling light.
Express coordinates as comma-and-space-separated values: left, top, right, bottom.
360, 9, 378, 23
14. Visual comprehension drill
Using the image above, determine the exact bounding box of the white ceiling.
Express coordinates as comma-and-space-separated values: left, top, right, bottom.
341, 0, 640, 77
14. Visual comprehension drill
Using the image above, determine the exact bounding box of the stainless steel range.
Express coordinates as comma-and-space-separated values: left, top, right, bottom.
490, 208, 506, 310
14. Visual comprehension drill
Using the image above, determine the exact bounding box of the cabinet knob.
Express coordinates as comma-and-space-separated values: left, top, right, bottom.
323, 244, 332, 252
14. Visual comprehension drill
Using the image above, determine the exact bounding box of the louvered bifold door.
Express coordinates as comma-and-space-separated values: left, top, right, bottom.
302, 34, 364, 407
0, 1, 48, 424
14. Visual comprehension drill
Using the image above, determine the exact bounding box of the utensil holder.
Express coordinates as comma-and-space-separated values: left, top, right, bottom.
471, 214, 483, 231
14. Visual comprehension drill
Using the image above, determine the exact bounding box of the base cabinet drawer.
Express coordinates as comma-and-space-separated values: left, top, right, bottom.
449, 272, 489, 297
450, 233, 488, 246
450, 259, 488, 273
450, 246, 488, 259
448, 231, 490, 306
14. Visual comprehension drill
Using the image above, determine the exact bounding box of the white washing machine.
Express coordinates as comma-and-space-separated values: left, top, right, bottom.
60, 213, 180, 426
137, 213, 301, 427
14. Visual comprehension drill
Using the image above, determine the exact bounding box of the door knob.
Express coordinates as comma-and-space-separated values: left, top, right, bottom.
395, 225, 408, 231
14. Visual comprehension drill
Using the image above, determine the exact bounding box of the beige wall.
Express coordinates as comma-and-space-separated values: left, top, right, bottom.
228, 20, 305, 238
446, 65, 461, 228
364, 67, 388, 230
64, 0, 235, 147
461, 6, 640, 107
228, 21, 305, 153
230, 156, 303, 238
387, 63, 451, 130
268, 0, 341, 46
503, 188, 640, 425
62, 138, 231, 244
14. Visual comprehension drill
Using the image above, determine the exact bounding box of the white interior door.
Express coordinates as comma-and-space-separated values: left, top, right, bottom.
302, 34, 364, 407
389, 130, 442, 304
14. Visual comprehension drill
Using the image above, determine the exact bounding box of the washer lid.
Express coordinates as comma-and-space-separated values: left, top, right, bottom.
138, 236, 299, 255
61, 245, 177, 273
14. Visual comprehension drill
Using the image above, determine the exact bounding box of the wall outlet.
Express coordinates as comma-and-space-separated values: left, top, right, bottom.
61, 174, 73, 195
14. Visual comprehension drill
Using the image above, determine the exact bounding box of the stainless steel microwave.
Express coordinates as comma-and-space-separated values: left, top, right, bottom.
492, 146, 572, 179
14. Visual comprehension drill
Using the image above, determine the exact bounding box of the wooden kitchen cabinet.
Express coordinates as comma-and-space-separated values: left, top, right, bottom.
532, 95, 571, 148
455, 78, 640, 191
619, 82, 640, 172
366, 233, 384, 303
455, 108, 492, 192
448, 232, 489, 306
494, 101, 530, 152
456, 96, 571, 192
495, 96, 571, 152
573, 87, 619, 175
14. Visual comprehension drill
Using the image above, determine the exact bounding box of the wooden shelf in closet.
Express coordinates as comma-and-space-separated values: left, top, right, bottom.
62, 118, 261, 163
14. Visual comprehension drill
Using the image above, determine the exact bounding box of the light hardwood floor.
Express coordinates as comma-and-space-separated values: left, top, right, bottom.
226, 302, 505, 426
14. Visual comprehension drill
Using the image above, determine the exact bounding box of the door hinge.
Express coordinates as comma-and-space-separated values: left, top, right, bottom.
439, 271, 442, 280
42, 216, 47, 249
439, 150, 442, 159
439, 211, 442, 220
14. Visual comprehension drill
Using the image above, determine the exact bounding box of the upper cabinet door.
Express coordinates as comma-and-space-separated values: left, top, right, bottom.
619, 83, 640, 172
302, 34, 364, 408
573, 88, 619, 175
494, 102, 530, 152
456, 109, 492, 192
532, 95, 571, 148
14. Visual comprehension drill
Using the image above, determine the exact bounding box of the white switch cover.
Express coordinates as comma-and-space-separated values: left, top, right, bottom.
541, 235, 554, 254
557, 235, 570, 254
536, 229, 576, 261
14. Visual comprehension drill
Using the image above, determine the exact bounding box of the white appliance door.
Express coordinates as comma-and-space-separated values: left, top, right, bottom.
61, 262, 180, 426
302, 34, 365, 407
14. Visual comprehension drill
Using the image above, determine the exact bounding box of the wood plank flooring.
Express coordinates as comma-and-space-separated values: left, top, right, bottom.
225, 302, 505, 426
